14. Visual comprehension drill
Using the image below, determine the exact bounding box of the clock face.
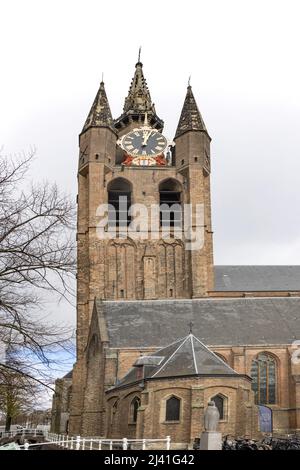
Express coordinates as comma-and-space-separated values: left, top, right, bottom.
121, 129, 167, 157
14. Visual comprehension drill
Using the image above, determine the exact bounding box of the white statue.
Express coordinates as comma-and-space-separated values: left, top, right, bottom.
204, 401, 220, 432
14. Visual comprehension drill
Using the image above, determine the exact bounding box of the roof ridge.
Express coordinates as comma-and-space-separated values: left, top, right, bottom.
151, 335, 190, 378
190, 335, 198, 374
191, 334, 237, 374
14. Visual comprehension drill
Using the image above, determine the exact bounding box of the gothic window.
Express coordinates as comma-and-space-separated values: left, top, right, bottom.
108, 178, 132, 227
165, 396, 180, 421
211, 394, 225, 420
159, 179, 182, 228
130, 397, 141, 424
251, 353, 277, 405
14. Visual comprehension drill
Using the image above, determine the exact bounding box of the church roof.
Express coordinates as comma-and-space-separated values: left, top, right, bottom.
63, 370, 73, 379
98, 296, 300, 348
149, 334, 237, 377
114, 333, 237, 388
81, 81, 115, 134
214, 265, 300, 291
175, 85, 208, 138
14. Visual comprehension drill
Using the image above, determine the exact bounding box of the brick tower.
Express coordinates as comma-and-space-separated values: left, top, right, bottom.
69, 58, 214, 435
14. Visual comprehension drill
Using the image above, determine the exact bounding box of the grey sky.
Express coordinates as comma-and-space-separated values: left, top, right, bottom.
1, 0, 300, 334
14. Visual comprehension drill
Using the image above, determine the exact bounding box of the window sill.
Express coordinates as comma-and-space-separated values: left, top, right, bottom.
163, 421, 180, 424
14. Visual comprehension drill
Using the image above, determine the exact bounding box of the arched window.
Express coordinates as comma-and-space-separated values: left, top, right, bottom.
159, 179, 182, 228
251, 353, 277, 405
165, 396, 180, 421
211, 394, 226, 420
108, 178, 132, 227
130, 397, 140, 424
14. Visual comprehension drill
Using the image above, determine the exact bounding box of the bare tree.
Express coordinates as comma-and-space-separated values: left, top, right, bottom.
0, 152, 76, 426
0, 361, 41, 431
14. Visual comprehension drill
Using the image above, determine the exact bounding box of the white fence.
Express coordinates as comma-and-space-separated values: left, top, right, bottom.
20, 432, 171, 450
1, 429, 171, 450
0, 428, 44, 439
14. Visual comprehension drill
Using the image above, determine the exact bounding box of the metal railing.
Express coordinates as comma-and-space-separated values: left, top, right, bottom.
0, 429, 45, 439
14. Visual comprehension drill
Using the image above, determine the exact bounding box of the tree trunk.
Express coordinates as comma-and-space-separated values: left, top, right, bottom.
5, 414, 12, 432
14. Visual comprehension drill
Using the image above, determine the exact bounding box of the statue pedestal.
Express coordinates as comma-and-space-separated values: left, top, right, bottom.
200, 431, 222, 450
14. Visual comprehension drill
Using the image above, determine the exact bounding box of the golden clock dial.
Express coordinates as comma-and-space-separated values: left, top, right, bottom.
121, 129, 167, 157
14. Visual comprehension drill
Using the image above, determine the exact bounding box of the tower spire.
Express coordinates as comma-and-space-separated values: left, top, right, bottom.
82, 81, 115, 134
175, 85, 208, 139
123, 60, 155, 114
114, 59, 164, 130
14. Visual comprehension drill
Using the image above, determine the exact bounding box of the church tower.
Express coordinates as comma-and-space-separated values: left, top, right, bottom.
69, 58, 214, 435
76, 58, 214, 356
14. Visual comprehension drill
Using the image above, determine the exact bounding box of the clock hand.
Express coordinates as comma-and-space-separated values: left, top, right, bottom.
142, 131, 152, 146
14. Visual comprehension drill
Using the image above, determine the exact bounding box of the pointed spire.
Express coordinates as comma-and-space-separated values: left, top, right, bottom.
123, 61, 155, 114
82, 81, 115, 134
114, 59, 164, 130
175, 85, 208, 139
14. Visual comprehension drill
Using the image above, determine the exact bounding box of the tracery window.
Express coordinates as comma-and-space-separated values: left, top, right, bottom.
251, 353, 277, 404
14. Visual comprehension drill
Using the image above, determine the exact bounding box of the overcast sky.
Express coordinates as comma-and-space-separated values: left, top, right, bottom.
1, 0, 300, 337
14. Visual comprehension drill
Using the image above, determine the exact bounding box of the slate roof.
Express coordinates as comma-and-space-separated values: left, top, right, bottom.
214, 266, 300, 292
63, 370, 73, 379
82, 81, 115, 134
115, 333, 238, 388
98, 297, 300, 348
175, 86, 208, 138
151, 334, 237, 377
